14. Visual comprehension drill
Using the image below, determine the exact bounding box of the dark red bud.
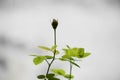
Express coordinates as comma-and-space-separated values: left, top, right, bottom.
51, 19, 58, 29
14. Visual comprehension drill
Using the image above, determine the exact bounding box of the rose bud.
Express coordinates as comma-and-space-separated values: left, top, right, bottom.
51, 19, 58, 29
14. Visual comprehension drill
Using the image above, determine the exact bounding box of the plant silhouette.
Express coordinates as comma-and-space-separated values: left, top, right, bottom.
31, 19, 91, 80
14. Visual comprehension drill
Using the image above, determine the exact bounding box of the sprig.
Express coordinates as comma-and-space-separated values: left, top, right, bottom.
31, 19, 91, 80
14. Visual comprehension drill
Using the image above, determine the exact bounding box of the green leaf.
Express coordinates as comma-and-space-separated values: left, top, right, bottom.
82, 52, 91, 58
77, 48, 84, 58
51, 78, 60, 80
46, 73, 55, 78
38, 46, 51, 51
64, 74, 74, 79
62, 47, 86, 59
59, 58, 67, 61
48, 77, 60, 80
59, 58, 80, 68
33, 56, 45, 65
51, 45, 57, 51
62, 54, 70, 59
45, 55, 53, 59
66, 45, 70, 49
62, 47, 76, 59
62, 49, 72, 59
70, 61, 80, 68
51, 69, 66, 76
37, 75, 45, 79
59, 57, 74, 61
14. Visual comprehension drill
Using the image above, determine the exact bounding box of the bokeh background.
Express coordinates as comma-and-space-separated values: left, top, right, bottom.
0, 0, 120, 80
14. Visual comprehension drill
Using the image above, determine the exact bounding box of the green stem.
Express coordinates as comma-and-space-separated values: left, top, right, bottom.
45, 59, 49, 65
46, 29, 57, 76
69, 58, 72, 80
54, 29, 56, 46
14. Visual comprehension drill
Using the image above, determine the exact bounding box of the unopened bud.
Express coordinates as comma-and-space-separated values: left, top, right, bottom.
51, 19, 58, 29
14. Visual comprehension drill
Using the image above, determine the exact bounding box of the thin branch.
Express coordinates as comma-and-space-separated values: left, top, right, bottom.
69, 58, 73, 80
45, 59, 49, 65
46, 29, 57, 75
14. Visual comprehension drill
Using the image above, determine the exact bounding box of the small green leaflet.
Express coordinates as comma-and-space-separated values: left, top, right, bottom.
59, 58, 68, 61
37, 75, 45, 79
38, 46, 51, 51
77, 48, 84, 58
70, 61, 80, 68
46, 73, 60, 80
51, 68, 66, 76
48, 78, 60, 80
46, 73, 55, 79
59, 57, 74, 61
52, 50, 59, 55
51, 68, 74, 79
33, 56, 45, 65
64, 74, 74, 79
38, 45, 59, 55
66, 45, 70, 49
54, 50, 60, 54
59, 57, 80, 68
51, 45, 57, 51
45, 55, 53, 59
82, 52, 91, 58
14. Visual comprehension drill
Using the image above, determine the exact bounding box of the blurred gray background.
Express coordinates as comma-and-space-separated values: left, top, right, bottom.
0, 0, 120, 80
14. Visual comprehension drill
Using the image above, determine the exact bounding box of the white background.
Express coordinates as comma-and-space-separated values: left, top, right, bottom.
0, 0, 120, 80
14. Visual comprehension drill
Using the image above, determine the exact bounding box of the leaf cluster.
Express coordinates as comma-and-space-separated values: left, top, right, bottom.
31, 45, 91, 80
59, 45, 90, 68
